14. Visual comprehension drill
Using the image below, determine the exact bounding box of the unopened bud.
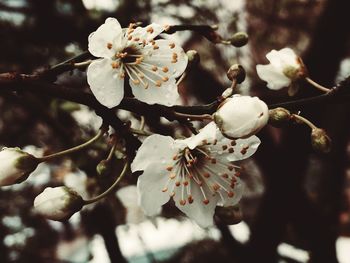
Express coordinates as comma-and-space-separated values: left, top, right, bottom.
0, 147, 39, 186
227, 64, 246, 83
311, 128, 331, 153
186, 50, 200, 66
229, 32, 249, 47
215, 205, 242, 225
268, 107, 291, 127
34, 186, 84, 221
96, 159, 111, 177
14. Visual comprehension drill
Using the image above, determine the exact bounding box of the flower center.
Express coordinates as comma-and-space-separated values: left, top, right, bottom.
162, 140, 243, 207
115, 46, 142, 64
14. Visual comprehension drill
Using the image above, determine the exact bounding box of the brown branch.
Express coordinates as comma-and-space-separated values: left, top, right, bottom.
0, 72, 140, 158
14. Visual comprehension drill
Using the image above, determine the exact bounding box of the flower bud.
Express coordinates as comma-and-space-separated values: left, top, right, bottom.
34, 186, 84, 221
268, 107, 291, 127
229, 32, 249, 47
0, 147, 39, 186
213, 95, 269, 139
215, 205, 242, 225
227, 64, 246, 83
96, 159, 112, 177
311, 128, 331, 153
186, 50, 200, 66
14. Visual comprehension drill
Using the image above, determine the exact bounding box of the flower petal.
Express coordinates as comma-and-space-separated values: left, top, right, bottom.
222, 179, 244, 207
266, 48, 299, 68
129, 74, 180, 106
131, 134, 177, 172
129, 23, 165, 42
87, 59, 124, 108
88, 17, 123, 58
211, 133, 261, 162
173, 182, 219, 228
256, 64, 291, 90
137, 162, 174, 216
183, 122, 217, 150
142, 39, 188, 78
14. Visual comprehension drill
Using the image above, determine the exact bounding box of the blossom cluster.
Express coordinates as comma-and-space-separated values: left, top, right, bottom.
3, 18, 322, 228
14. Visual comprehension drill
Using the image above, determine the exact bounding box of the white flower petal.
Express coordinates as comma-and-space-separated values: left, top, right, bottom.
137, 162, 173, 216
87, 58, 124, 108
131, 134, 177, 172
266, 48, 299, 68
88, 17, 123, 58
129, 23, 165, 42
256, 64, 291, 90
183, 122, 218, 150
142, 39, 188, 78
116, 185, 138, 207
174, 182, 219, 228
222, 179, 244, 207
129, 75, 180, 106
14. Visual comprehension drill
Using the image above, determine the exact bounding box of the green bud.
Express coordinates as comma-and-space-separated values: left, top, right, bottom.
227, 64, 246, 83
311, 128, 332, 153
268, 107, 291, 127
215, 205, 242, 225
186, 50, 200, 66
229, 32, 249, 47
96, 159, 111, 176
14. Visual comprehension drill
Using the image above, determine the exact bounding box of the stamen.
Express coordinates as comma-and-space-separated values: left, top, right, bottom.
169, 43, 175, 49
107, 43, 113, 49
162, 67, 169, 73
147, 26, 154, 33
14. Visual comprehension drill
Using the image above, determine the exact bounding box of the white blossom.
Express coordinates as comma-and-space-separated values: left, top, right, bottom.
214, 95, 269, 139
34, 186, 84, 221
256, 48, 306, 90
131, 122, 261, 228
87, 17, 188, 108
0, 147, 39, 187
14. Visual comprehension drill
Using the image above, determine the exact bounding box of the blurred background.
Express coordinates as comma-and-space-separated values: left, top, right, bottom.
0, 0, 350, 262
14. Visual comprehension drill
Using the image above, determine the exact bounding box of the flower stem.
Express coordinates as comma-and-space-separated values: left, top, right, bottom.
130, 128, 154, 136
38, 126, 107, 162
176, 72, 187, 85
291, 114, 317, 130
84, 161, 129, 205
173, 112, 213, 121
305, 77, 331, 93
73, 60, 92, 68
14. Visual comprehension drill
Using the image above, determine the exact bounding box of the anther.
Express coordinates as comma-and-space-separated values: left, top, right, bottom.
169, 173, 176, 179
203, 199, 210, 205
188, 195, 194, 204
180, 200, 186, 206
147, 27, 154, 33
156, 80, 162, 87
133, 37, 140, 42
228, 148, 234, 153
175, 181, 181, 187
133, 79, 140, 85
153, 45, 159, 50
203, 173, 210, 178
166, 166, 173, 171
222, 173, 229, 178
228, 165, 234, 171
162, 187, 168, 192
228, 191, 234, 198
162, 67, 169, 73
162, 76, 169, 82
211, 158, 217, 164
169, 43, 175, 49
222, 145, 228, 150
183, 181, 189, 186
107, 43, 113, 49
231, 140, 237, 146
152, 66, 158, 71
213, 184, 220, 191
